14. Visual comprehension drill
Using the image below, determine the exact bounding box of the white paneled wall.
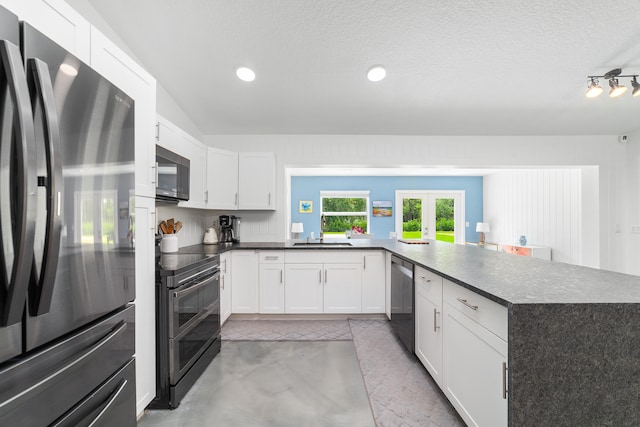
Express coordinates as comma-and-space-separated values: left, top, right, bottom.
483, 169, 582, 265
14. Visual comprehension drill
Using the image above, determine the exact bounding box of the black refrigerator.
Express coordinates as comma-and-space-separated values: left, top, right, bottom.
0, 5, 137, 426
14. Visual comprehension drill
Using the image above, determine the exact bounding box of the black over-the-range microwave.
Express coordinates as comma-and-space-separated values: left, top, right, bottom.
156, 145, 190, 201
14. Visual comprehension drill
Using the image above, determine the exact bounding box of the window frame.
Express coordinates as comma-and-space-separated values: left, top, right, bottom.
320, 190, 370, 237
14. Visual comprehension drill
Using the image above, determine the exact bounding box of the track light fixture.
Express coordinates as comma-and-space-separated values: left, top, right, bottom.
586, 68, 639, 98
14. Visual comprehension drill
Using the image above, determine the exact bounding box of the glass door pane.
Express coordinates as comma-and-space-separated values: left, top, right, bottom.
401, 198, 423, 239
434, 197, 455, 243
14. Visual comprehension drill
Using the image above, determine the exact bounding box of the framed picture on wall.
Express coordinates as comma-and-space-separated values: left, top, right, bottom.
372, 200, 392, 217
299, 200, 313, 213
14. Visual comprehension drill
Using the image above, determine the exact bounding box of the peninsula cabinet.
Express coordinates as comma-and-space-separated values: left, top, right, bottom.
220, 252, 232, 324
442, 280, 508, 427
415, 266, 444, 387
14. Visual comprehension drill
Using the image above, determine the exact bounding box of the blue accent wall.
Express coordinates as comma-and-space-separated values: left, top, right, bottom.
291, 176, 484, 240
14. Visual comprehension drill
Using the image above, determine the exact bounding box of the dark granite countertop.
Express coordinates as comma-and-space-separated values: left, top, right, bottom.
174, 239, 640, 307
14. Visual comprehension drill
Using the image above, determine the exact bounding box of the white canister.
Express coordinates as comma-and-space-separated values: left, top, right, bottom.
160, 234, 178, 253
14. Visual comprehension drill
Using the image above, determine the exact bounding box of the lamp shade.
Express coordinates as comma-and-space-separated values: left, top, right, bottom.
291, 222, 304, 233
476, 222, 490, 233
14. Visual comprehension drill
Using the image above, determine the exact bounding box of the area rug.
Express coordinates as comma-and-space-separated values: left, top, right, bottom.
222, 319, 352, 341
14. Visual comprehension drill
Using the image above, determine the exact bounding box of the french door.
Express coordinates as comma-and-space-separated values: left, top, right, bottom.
395, 191, 465, 244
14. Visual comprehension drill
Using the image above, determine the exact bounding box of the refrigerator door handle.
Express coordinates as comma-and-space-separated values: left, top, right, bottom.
27, 58, 62, 316
0, 40, 37, 326
86, 379, 128, 427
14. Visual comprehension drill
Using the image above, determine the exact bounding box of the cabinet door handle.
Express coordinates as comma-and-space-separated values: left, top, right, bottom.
502, 362, 508, 399
152, 162, 158, 186
223, 259, 227, 274
268, 192, 271, 206
363, 256, 366, 270
205, 190, 209, 203
319, 269, 322, 283
221, 275, 225, 290
150, 211, 156, 231
456, 298, 478, 311
280, 269, 283, 284
235, 193, 238, 206
325, 269, 327, 283
434, 308, 440, 332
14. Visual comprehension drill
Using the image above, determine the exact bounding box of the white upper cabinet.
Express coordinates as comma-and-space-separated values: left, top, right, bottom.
90, 28, 157, 198
3, 0, 90, 63
206, 150, 276, 211
156, 116, 208, 208
238, 152, 276, 210
207, 148, 239, 210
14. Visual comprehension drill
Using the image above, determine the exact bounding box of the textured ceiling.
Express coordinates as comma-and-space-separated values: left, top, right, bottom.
87, 0, 640, 135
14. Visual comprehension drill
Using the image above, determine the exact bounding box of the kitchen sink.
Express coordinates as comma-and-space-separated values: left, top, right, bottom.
293, 242, 353, 247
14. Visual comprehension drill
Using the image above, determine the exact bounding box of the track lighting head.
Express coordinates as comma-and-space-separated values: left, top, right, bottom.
609, 78, 627, 97
586, 78, 603, 98
632, 77, 640, 97
585, 68, 638, 98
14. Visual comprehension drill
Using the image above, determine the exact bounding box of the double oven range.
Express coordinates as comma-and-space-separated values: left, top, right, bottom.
152, 253, 221, 409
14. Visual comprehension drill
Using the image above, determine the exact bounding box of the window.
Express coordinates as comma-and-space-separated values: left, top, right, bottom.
320, 191, 370, 237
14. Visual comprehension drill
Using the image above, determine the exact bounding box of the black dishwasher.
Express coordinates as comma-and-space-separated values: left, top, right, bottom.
390, 255, 415, 353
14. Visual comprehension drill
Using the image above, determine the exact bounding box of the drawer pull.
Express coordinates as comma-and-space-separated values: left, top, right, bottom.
419, 276, 431, 283
434, 308, 440, 332
456, 298, 478, 311
264, 256, 279, 261
502, 362, 508, 399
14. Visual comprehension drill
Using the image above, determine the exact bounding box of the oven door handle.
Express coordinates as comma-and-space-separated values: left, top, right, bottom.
173, 271, 220, 300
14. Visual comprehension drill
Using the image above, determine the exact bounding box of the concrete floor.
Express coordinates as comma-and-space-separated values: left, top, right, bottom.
138, 340, 375, 427
138, 319, 463, 427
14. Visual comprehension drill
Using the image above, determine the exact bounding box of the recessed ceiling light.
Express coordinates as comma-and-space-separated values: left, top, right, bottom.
236, 67, 255, 82
367, 66, 386, 82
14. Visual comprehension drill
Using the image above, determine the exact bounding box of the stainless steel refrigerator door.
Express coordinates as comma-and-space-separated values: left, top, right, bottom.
21, 24, 135, 351
0, 29, 37, 359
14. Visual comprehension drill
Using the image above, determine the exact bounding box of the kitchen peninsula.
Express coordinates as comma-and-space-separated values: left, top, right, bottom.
163, 239, 640, 426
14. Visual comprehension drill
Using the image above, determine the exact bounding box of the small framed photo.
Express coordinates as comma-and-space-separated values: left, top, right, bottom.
372, 200, 392, 217
299, 200, 313, 213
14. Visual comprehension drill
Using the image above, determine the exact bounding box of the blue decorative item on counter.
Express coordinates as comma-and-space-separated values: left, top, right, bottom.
519, 235, 527, 246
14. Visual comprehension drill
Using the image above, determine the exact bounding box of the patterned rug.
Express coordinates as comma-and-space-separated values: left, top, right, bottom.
222, 319, 352, 341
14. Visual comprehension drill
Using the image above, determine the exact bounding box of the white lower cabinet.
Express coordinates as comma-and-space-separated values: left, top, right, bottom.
220, 252, 232, 324
259, 251, 285, 314
415, 266, 443, 387
442, 280, 508, 427
362, 251, 385, 313
231, 251, 258, 313
284, 264, 324, 314
323, 263, 362, 313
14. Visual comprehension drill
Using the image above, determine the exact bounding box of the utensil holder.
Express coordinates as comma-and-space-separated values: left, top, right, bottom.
160, 234, 178, 253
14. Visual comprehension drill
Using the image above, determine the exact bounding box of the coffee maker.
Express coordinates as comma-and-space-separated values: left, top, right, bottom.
219, 215, 233, 243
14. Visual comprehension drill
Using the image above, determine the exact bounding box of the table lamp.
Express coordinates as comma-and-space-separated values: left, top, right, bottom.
476, 222, 490, 244
291, 222, 304, 240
